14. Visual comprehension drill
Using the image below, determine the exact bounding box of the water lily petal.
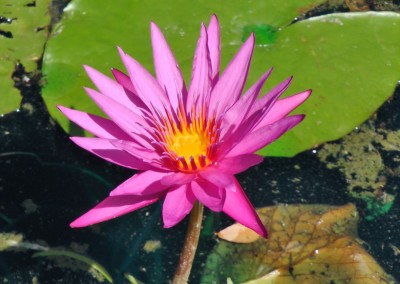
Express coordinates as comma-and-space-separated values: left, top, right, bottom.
110, 170, 170, 196
161, 172, 195, 187
217, 154, 264, 175
118, 47, 170, 116
226, 115, 305, 157
111, 68, 136, 94
109, 139, 161, 164
247, 76, 293, 129
187, 24, 211, 111
111, 68, 150, 111
151, 22, 187, 110
162, 184, 195, 228
254, 90, 312, 131
207, 14, 220, 84
58, 106, 131, 140
235, 77, 295, 140
84, 87, 153, 148
221, 69, 272, 138
70, 137, 155, 170
198, 169, 236, 192
209, 34, 254, 115
191, 179, 225, 212
70, 194, 161, 228
84, 65, 138, 111
222, 180, 267, 238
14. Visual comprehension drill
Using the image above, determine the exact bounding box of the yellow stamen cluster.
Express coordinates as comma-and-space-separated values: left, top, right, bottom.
157, 103, 218, 172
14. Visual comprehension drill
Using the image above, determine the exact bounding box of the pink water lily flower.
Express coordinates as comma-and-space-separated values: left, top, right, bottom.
59, 15, 310, 238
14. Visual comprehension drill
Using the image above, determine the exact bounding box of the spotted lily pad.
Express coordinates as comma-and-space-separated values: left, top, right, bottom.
202, 204, 395, 283
0, 0, 51, 114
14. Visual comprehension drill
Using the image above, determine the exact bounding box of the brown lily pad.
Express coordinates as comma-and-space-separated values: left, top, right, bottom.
203, 204, 395, 283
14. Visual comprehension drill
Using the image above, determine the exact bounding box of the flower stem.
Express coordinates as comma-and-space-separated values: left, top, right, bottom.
172, 201, 204, 284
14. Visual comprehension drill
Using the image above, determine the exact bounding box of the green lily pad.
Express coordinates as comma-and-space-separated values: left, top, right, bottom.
0, 0, 51, 114
41, 0, 325, 146
41, 1, 400, 157
254, 12, 400, 156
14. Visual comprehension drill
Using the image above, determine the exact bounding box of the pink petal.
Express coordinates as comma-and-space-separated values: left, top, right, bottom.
109, 139, 161, 165
111, 68, 136, 94
70, 137, 156, 170
70, 194, 161, 228
118, 47, 170, 116
216, 107, 267, 158
187, 24, 211, 111
110, 170, 170, 196
221, 69, 272, 138
191, 179, 225, 212
254, 90, 312, 131
217, 77, 295, 157
58, 106, 131, 140
111, 68, 150, 111
209, 34, 254, 116
161, 172, 195, 187
226, 115, 305, 157
217, 154, 264, 175
84, 87, 153, 149
207, 14, 220, 84
151, 22, 187, 110
162, 184, 195, 228
198, 169, 236, 192
248, 76, 293, 120
84, 65, 138, 111
222, 179, 267, 238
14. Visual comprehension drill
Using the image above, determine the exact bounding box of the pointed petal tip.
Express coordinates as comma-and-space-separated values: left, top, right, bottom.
162, 222, 173, 229
210, 14, 218, 22
70, 218, 87, 228
248, 32, 255, 43
117, 46, 126, 58
260, 226, 268, 239
150, 21, 161, 36
150, 21, 159, 30
83, 65, 96, 77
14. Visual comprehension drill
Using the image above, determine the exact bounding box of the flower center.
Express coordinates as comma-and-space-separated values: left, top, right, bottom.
164, 116, 212, 171
171, 131, 208, 160
156, 102, 220, 172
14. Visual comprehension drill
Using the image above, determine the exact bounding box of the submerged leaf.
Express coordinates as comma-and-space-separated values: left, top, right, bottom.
204, 204, 395, 283
33, 249, 113, 283
0, 232, 23, 251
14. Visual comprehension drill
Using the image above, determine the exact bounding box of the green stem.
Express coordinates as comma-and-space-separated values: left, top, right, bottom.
172, 201, 204, 284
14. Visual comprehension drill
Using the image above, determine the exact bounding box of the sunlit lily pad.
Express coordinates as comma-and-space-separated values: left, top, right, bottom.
0, 0, 51, 114
41, 0, 327, 151
41, 0, 400, 157
202, 204, 395, 283
254, 12, 400, 156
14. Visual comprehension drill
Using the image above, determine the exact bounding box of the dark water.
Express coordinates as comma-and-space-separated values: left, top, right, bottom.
1, 62, 399, 283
